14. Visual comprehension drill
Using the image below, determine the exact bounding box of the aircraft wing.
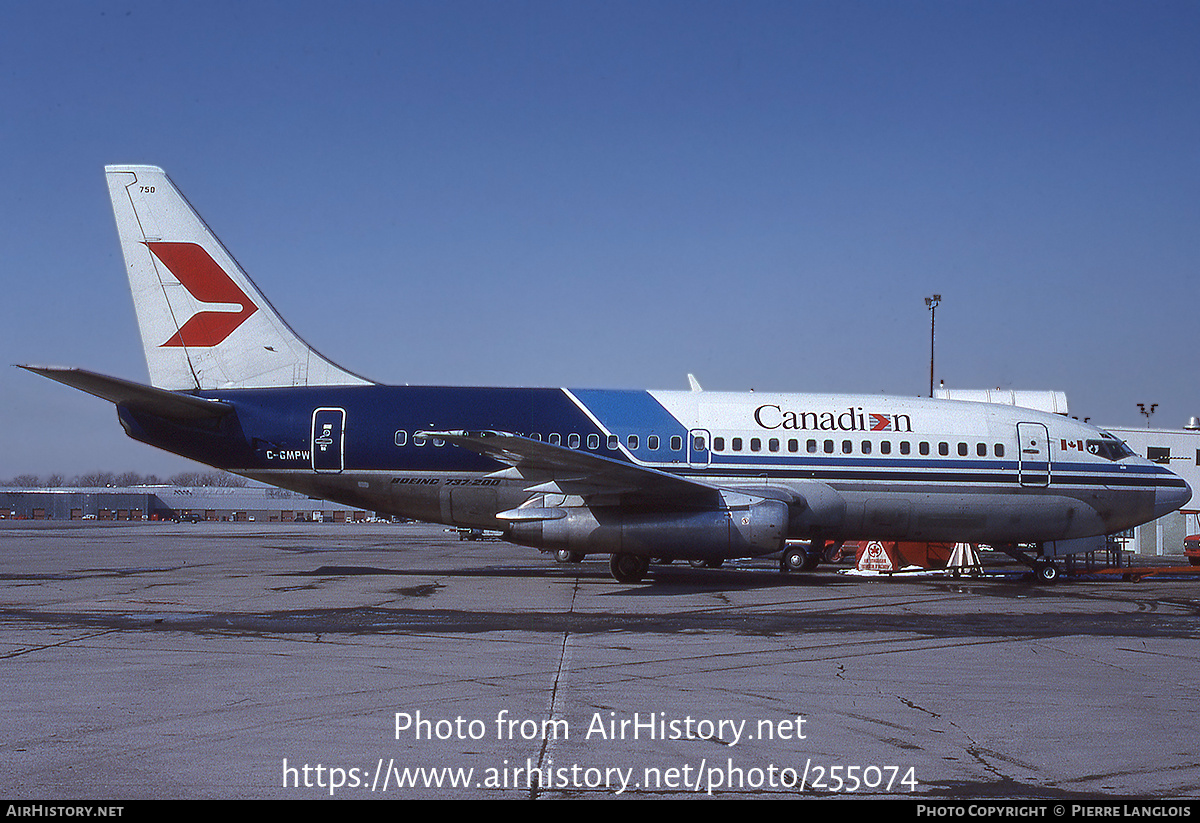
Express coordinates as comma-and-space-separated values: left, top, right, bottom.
421, 429, 723, 505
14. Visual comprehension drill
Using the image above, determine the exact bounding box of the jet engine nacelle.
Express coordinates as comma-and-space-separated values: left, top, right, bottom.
506, 498, 788, 561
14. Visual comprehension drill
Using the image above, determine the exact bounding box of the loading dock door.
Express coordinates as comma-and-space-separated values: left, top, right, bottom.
312, 408, 346, 473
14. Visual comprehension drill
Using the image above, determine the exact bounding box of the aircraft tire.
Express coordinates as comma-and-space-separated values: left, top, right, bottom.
609, 553, 650, 583
554, 550, 584, 563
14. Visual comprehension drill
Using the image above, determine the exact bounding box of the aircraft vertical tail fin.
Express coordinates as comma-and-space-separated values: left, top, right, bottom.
105, 165, 372, 390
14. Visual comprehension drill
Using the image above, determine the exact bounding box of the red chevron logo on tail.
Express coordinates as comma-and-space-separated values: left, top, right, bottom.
145, 242, 258, 347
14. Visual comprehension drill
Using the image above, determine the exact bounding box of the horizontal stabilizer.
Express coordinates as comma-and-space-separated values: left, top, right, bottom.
19, 366, 231, 420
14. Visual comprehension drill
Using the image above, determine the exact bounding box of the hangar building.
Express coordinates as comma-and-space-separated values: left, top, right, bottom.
0, 484, 371, 523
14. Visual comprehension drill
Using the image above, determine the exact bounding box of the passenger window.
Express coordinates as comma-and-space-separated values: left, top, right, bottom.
627, 434, 638, 450
713, 437, 725, 451
995, 444, 1005, 458
568, 433, 580, 449
958, 442, 968, 457
842, 440, 852, 454
788, 439, 799, 453
671, 435, 682, 451
977, 443, 986, 457
769, 438, 780, 453
900, 441, 911, 455
861, 440, 871, 454
691, 435, 706, 451
394, 430, 407, 447
648, 435, 659, 450
607, 434, 619, 450
588, 434, 599, 450
413, 434, 427, 447
807, 439, 817, 453
549, 433, 561, 446
880, 441, 891, 455
824, 440, 834, 454
938, 442, 949, 456
750, 438, 761, 452
732, 437, 743, 451
919, 442, 930, 456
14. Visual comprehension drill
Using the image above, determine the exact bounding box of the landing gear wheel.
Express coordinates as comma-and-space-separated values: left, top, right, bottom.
609, 553, 650, 583
555, 549, 584, 563
1035, 561, 1060, 584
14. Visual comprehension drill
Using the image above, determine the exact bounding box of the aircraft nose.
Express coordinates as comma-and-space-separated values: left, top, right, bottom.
1155, 478, 1193, 518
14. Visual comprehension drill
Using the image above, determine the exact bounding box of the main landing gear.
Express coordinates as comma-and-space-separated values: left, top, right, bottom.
609, 552, 650, 583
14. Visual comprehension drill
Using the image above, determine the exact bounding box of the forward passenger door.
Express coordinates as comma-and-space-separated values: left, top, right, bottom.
1016, 422, 1050, 487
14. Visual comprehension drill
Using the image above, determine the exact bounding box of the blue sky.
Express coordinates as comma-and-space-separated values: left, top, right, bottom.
2, 1, 1198, 477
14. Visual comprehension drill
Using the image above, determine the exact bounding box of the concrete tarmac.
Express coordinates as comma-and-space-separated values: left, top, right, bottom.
2, 521, 1199, 800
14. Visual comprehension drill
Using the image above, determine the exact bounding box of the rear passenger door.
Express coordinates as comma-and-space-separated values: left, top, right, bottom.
312, 407, 346, 473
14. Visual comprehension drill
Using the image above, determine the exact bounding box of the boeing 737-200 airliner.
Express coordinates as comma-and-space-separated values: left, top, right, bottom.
21, 166, 1192, 582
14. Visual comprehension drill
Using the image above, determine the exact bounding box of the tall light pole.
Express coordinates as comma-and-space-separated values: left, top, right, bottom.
1137, 403, 1157, 428
925, 294, 941, 397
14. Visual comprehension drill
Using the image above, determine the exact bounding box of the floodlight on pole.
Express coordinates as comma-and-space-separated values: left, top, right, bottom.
1137, 403, 1157, 428
925, 294, 941, 398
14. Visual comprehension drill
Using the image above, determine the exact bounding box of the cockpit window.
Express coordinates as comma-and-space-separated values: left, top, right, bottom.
1087, 433, 1135, 461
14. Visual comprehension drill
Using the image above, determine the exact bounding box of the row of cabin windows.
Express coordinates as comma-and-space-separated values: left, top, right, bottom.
394, 430, 1005, 459
393, 430, 684, 452
711, 436, 1005, 458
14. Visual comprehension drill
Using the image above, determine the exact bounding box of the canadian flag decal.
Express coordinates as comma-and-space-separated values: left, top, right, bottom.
145, 242, 258, 347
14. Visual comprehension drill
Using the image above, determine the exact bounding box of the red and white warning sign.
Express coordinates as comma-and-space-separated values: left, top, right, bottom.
857, 540, 896, 572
